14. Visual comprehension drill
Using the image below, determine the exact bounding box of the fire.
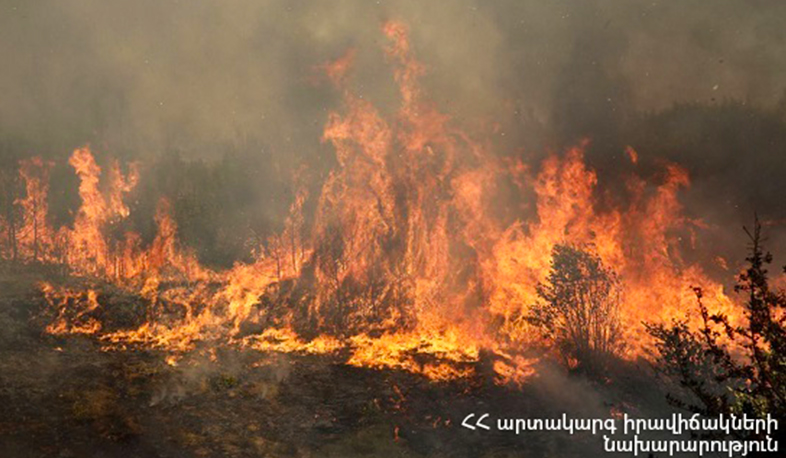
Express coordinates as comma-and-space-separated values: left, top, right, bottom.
347, 330, 479, 381
67, 146, 118, 275
242, 327, 344, 355
625, 146, 639, 164
16, 158, 55, 262
41, 282, 102, 335
483, 146, 741, 354
4, 21, 745, 386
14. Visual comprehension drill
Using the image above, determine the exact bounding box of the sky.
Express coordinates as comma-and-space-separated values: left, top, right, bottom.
2, 0, 784, 162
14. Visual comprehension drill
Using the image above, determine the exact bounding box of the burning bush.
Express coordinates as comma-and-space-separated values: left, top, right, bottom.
529, 244, 623, 373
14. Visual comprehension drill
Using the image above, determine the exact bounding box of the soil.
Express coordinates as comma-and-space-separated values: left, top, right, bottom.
0, 266, 670, 458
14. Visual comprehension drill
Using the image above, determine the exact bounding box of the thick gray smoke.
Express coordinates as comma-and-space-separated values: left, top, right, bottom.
2, 0, 784, 156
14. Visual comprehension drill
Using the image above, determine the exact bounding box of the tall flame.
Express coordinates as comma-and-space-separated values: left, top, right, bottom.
4, 21, 743, 385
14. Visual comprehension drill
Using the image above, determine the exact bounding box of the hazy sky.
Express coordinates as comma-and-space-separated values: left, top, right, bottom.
2, 0, 784, 162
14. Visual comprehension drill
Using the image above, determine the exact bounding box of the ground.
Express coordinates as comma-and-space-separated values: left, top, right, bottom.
0, 266, 670, 458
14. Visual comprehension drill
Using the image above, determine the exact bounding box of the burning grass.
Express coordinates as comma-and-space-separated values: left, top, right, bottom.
1, 22, 745, 390
0, 268, 667, 457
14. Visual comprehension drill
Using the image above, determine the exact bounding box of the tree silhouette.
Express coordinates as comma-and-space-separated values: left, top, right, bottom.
530, 244, 623, 373
648, 217, 786, 445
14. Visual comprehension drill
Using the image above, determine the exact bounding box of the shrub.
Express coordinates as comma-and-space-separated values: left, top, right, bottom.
647, 218, 786, 435
530, 243, 623, 373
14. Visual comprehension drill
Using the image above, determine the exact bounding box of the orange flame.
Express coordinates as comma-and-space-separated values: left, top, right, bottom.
4, 21, 745, 386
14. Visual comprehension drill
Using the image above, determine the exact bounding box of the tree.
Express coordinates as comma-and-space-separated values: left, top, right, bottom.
0, 160, 20, 262
530, 243, 623, 373
647, 218, 786, 441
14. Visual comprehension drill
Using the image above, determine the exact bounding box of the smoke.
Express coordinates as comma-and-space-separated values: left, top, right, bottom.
2, 0, 786, 258
2, 0, 782, 152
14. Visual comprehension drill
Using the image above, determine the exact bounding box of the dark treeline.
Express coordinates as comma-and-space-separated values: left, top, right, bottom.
555, 97, 786, 269
2, 98, 786, 269
0, 139, 306, 269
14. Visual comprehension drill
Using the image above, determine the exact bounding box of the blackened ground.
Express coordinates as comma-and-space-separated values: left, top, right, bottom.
0, 266, 671, 458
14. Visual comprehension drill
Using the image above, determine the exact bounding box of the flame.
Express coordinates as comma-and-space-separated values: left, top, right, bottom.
16, 158, 55, 262
242, 327, 344, 355
2, 21, 745, 386
625, 146, 639, 164
347, 330, 479, 381
41, 282, 102, 335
